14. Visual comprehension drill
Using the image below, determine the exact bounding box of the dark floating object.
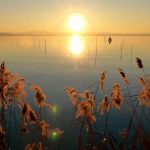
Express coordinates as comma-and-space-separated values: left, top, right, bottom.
108, 37, 112, 44
136, 57, 143, 69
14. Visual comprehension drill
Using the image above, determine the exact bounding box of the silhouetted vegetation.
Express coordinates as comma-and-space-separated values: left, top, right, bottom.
0, 62, 63, 149
0, 57, 150, 150
65, 58, 150, 150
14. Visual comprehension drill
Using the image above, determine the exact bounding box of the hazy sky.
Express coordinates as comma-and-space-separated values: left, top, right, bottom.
0, 0, 150, 33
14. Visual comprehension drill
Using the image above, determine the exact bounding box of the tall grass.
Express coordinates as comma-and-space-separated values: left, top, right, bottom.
65, 57, 150, 149
0, 62, 63, 149
0, 56, 149, 150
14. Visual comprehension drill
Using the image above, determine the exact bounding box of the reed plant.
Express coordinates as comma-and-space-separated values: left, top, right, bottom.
0, 62, 63, 150
65, 57, 150, 150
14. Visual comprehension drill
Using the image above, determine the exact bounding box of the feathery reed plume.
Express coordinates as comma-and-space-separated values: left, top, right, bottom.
83, 90, 94, 108
8, 78, 26, 102
76, 101, 96, 123
118, 68, 129, 84
39, 120, 50, 137
65, 87, 76, 97
76, 90, 96, 123
111, 83, 124, 110
31, 84, 46, 107
138, 77, 146, 85
136, 57, 143, 69
22, 103, 38, 123
66, 88, 97, 148
138, 76, 150, 107
97, 95, 110, 115
139, 75, 150, 85
29, 110, 38, 123
22, 103, 30, 117
0, 62, 26, 104
65, 88, 96, 123
0, 62, 62, 149
65, 87, 79, 106
83, 90, 93, 100
99, 71, 106, 91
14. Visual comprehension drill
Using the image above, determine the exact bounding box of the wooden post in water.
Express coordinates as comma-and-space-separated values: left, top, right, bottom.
95, 36, 98, 66
131, 44, 133, 65
120, 42, 123, 62
88, 43, 89, 61
104, 36, 106, 47
57, 40, 59, 52
45, 40, 47, 56
39, 39, 41, 51
34, 39, 36, 50
120, 39, 124, 62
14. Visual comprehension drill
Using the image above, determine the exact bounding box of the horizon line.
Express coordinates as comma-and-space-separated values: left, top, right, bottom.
0, 32, 150, 36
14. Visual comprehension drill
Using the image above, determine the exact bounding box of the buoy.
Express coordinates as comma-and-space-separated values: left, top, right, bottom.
108, 37, 112, 44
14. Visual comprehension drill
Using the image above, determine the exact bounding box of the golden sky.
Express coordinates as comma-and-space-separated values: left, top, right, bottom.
0, 0, 150, 33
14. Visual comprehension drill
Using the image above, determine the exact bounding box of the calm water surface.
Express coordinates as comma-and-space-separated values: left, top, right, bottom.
0, 35, 150, 149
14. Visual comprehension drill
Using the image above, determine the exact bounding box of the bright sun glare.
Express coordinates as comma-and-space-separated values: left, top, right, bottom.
68, 15, 84, 32
70, 35, 84, 55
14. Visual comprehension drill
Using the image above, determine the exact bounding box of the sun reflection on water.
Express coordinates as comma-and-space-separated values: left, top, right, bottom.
69, 35, 84, 55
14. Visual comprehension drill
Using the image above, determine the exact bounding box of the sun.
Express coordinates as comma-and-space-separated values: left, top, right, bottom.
68, 15, 84, 33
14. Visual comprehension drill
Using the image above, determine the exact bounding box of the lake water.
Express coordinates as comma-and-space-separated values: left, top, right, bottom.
0, 35, 150, 149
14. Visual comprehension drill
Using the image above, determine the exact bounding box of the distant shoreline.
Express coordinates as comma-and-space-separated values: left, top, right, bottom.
0, 33, 150, 36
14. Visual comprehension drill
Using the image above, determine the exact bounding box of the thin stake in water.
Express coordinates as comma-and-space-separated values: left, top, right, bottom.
45, 40, 47, 56
95, 36, 98, 66
130, 44, 133, 65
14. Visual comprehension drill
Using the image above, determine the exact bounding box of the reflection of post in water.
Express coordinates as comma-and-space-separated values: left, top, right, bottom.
88, 43, 89, 60
104, 36, 106, 47
39, 39, 41, 51
95, 36, 98, 66
57, 40, 60, 52
130, 44, 133, 65
99, 39, 101, 60
120, 39, 125, 62
45, 40, 47, 56
120, 42, 123, 62
34, 39, 36, 50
